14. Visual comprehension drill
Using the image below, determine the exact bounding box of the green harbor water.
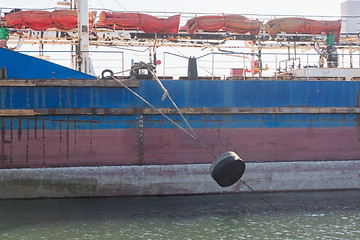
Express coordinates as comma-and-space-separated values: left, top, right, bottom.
0, 190, 359, 240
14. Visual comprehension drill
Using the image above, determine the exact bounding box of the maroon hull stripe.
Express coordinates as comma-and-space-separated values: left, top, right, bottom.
1, 127, 360, 168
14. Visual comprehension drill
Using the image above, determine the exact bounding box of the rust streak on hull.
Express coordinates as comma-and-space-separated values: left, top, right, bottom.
1, 127, 360, 168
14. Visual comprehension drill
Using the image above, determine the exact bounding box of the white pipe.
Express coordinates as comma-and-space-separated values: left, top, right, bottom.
77, 0, 90, 74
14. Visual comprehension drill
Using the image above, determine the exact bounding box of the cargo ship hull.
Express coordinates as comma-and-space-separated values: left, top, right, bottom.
1, 79, 360, 198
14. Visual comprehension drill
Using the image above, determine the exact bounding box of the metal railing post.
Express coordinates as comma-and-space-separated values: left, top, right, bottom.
212, 53, 214, 80
275, 53, 277, 80
306, 54, 309, 81
122, 52, 125, 78
243, 55, 246, 80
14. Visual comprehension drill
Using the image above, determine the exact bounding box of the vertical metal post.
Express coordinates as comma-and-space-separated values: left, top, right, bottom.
350, 46, 353, 68
306, 54, 309, 80
243, 55, 245, 80
149, 45, 153, 64
71, 44, 75, 69
122, 52, 125, 78
163, 53, 166, 77
77, 0, 90, 74
258, 49, 262, 78
287, 46, 290, 60
38, 40, 44, 57
275, 53, 278, 80
211, 53, 214, 80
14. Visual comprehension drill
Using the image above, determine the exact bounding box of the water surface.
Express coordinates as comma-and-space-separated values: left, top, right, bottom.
0, 191, 359, 239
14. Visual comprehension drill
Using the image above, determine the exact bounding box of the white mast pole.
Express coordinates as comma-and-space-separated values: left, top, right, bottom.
77, 0, 90, 74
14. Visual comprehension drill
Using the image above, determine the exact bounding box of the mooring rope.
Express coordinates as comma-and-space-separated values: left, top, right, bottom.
112, 76, 197, 140
111, 64, 277, 211
110, 62, 217, 159
146, 65, 218, 159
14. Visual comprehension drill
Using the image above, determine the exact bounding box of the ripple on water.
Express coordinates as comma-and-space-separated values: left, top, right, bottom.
0, 191, 359, 240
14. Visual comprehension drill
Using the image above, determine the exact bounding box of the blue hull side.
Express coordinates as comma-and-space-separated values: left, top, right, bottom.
1, 79, 360, 168
0, 48, 96, 80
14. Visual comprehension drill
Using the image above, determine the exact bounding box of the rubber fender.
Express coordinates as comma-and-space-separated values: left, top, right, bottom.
210, 151, 245, 187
